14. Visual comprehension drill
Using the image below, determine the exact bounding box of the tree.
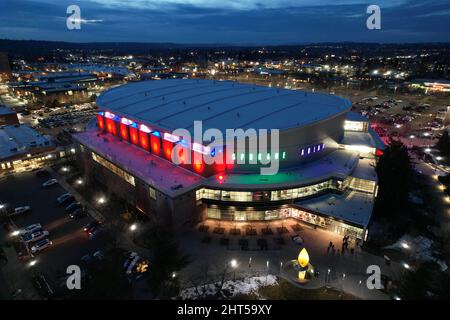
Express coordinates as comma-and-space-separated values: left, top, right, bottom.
436, 130, 450, 157
140, 224, 190, 298
375, 140, 414, 217
65, 249, 132, 300
398, 261, 450, 300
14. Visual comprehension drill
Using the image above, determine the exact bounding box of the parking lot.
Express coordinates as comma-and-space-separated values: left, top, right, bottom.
0, 171, 111, 294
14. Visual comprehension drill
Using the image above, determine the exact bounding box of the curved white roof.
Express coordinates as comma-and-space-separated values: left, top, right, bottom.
97, 79, 351, 133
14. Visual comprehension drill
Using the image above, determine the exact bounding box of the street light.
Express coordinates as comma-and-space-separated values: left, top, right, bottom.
403, 263, 410, 270
425, 148, 431, 153
129, 223, 137, 232
436, 156, 443, 161
28, 259, 37, 267
10, 230, 20, 237
230, 259, 238, 281
97, 196, 106, 205
76, 178, 84, 185
401, 242, 410, 249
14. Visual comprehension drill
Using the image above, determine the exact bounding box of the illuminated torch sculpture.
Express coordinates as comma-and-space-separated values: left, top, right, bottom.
291, 247, 314, 284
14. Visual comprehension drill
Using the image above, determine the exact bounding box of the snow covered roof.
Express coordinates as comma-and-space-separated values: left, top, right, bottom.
0, 124, 52, 159
97, 79, 352, 134
295, 190, 374, 227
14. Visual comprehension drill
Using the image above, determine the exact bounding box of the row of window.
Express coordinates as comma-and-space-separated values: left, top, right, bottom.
196, 176, 376, 203
299, 143, 325, 157
206, 206, 365, 239
92, 152, 136, 186
196, 180, 337, 202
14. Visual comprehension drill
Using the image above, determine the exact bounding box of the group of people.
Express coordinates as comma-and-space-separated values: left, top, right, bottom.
326, 235, 355, 256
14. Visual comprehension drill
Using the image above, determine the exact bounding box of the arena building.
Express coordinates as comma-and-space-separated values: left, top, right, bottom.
73, 79, 385, 241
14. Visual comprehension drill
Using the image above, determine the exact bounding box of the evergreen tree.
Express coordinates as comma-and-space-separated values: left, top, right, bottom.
375, 140, 414, 217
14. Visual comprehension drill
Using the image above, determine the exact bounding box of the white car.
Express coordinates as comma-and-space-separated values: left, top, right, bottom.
9, 206, 31, 216
42, 179, 58, 187
19, 223, 42, 235
30, 238, 52, 254
22, 229, 49, 244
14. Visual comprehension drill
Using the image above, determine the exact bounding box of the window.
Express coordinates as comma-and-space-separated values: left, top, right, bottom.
92, 152, 136, 186
149, 186, 157, 200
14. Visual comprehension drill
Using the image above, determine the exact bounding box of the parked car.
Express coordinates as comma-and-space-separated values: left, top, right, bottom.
42, 179, 58, 187
88, 226, 108, 240
22, 229, 49, 244
30, 238, 52, 254
65, 202, 82, 213
60, 195, 75, 206
19, 223, 42, 235
83, 220, 101, 232
69, 208, 87, 219
57, 193, 72, 204
9, 206, 31, 217
292, 234, 304, 245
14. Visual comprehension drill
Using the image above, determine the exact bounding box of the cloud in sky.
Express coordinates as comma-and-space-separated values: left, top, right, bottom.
0, 0, 449, 43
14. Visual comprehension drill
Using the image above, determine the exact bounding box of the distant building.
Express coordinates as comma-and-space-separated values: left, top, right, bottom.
410, 79, 450, 93
0, 105, 19, 126
0, 124, 56, 175
0, 52, 11, 80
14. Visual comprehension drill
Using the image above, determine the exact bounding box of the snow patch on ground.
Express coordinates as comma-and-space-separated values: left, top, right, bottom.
385, 235, 448, 271
180, 275, 278, 300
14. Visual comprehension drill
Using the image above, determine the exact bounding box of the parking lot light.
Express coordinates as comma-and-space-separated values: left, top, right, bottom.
129, 223, 137, 232
76, 178, 84, 185
28, 260, 38, 267
230, 259, 238, 269
10, 230, 20, 237
403, 263, 410, 270
97, 196, 106, 205
171, 272, 177, 279
61, 166, 69, 172
394, 296, 402, 301
425, 148, 431, 153
436, 156, 443, 161
401, 242, 410, 249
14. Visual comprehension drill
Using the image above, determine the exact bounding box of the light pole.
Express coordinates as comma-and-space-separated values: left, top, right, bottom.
230, 259, 238, 281
129, 223, 138, 241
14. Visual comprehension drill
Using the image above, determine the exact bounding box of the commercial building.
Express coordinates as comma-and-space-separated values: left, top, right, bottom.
0, 52, 11, 81
0, 106, 19, 126
0, 124, 56, 175
74, 79, 385, 241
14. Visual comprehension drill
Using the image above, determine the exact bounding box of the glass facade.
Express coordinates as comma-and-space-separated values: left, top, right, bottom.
206, 205, 365, 239
344, 120, 369, 132
196, 179, 340, 203
92, 152, 136, 186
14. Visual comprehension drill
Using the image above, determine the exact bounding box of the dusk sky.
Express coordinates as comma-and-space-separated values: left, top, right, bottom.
1, 0, 449, 44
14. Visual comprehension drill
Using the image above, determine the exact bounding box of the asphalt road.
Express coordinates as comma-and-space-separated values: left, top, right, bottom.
0, 171, 109, 285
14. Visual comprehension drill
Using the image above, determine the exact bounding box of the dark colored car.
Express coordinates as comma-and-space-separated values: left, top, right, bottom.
69, 208, 87, 219
83, 220, 101, 232
65, 202, 82, 213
